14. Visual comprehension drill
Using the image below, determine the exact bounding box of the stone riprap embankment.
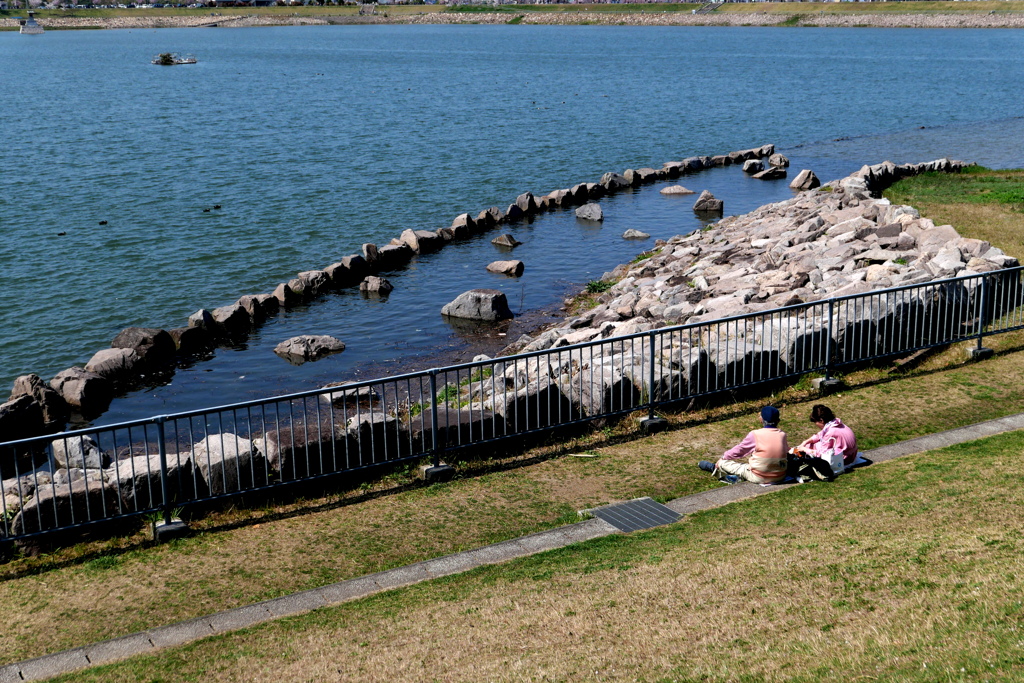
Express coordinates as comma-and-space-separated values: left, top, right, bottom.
500, 159, 1015, 359
0, 144, 777, 439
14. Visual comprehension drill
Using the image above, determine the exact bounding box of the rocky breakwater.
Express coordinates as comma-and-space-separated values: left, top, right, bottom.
462, 159, 1017, 414
0, 143, 778, 448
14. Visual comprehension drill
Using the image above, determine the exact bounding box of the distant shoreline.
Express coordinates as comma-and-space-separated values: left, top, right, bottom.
5, 9, 1024, 31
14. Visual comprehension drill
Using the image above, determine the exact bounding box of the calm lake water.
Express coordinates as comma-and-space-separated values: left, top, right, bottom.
2, 25, 1024, 423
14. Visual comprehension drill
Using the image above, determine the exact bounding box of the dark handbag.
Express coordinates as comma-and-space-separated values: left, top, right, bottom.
786, 454, 836, 482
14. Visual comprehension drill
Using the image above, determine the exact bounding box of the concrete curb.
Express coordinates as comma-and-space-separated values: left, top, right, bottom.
7, 412, 1024, 681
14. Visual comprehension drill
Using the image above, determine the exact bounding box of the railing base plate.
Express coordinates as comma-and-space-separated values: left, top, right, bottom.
639, 417, 669, 434
152, 519, 189, 543
968, 346, 994, 361
420, 464, 455, 483
812, 378, 845, 396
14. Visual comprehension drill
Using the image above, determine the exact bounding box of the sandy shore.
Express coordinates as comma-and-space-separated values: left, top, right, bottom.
5, 10, 1024, 30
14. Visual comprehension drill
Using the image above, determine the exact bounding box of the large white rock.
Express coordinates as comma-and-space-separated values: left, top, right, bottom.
51, 434, 109, 470
191, 433, 267, 496
441, 289, 514, 322
273, 335, 346, 363
660, 185, 695, 195
575, 203, 604, 221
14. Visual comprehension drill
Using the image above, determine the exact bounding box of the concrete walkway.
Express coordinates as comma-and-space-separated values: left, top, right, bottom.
5, 412, 1024, 683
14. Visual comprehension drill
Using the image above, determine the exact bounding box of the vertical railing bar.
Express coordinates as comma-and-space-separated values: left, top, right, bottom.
429, 370, 440, 468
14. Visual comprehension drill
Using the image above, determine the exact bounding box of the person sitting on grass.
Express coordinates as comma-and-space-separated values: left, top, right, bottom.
698, 406, 789, 485
795, 404, 858, 467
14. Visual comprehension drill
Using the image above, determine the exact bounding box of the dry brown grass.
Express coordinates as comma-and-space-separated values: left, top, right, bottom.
51, 429, 1024, 682
907, 203, 1024, 261
715, 0, 1024, 14
884, 168, 1024, 260
5, 334, 1024, 667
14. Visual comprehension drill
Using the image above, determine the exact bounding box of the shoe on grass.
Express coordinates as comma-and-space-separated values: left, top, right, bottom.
698, 460, 715, 473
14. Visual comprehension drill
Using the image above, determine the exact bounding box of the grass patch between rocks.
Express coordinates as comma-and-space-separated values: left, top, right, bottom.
885, 166, 1024, 259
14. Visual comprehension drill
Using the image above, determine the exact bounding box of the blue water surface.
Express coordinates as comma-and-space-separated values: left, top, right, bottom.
1, 25, 1023, 422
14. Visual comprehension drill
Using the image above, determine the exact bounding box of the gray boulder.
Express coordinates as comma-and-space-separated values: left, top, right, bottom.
790, 169, 821, 190
359, 276, 394, 295
51, 434, 109, 470
400, 229, 444, 254
769, 153, 790, 168
10, 374, 69, 431
258, 415, 348, 480
450, 213, 476, 237
491, 234, 522, 249
693, 190, 724, 214
84, 347, 142, 383
211, 303, 251, 336
111, 328, 176, 367
504, 203, 525, 222
237, 293, 279, 321
272, 282, 301, 307
515, 192, 537, 215
490, 380, 579, 433
325, 254, 369, 286
12, 479, 120, 537
486, 260, 525, 277
623, 229, 650, 240
107, 450, 194, 511
742, 159, 764, 174
660, 185, 695, 195
191, 433, 267, 496
187, 308, 216, 330
50, 367, 112, 414
575, 203, 604, 221
362, 243, 380, 267
297, 270, 330, 297
484, 206, 505, 225
752, 166, 787, 180
475, 209, 497, 231
273, 335, 346, 363
599, 172, 630, 192
168, 326, 212, 356
441, 289, 514, 322
377, 243, 414, 269
0, 395, 44, 449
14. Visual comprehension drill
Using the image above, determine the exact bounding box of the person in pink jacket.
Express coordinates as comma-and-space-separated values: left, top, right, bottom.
698, 406, 789, 484
796, 404, 858, 466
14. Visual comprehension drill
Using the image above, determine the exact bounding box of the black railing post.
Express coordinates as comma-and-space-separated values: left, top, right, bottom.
648, 330, 657, 420
824, 299, 835, 381
156, 417, 171, 525
977, 276, 988, 351
429, 369, 440, 468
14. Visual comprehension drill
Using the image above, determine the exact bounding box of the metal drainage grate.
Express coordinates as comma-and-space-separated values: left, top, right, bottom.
585, 497, 681, 533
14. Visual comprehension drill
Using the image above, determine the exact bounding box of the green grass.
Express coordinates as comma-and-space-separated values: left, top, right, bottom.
884, 166, 1024, 259
887, 166, 1024, 208
45, 429, 1024, 681
585, 279, 614, 294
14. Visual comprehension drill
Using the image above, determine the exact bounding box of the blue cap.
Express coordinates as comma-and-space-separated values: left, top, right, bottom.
760, 406, 780, 426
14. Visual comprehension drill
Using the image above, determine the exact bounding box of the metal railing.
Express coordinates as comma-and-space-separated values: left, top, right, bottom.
2, 266, 1022, 543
